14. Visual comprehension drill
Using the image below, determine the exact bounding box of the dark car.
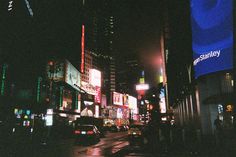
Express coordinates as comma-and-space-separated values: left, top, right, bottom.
119, 125, 128, 131
109, 125, 119, 132
74, 125, 100, 144
96, 126, 106, 138
128, 124, 144, 145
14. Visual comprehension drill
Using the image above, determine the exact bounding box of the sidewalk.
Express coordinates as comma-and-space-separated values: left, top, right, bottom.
199, 128, 236, 157
169, 127, 236, 157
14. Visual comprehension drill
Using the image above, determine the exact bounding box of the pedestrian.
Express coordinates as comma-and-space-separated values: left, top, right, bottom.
214, 116, 223, 146
143, 120, 159, 153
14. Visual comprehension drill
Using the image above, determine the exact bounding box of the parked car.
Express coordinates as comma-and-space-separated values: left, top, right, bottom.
128, 124, 144, 145
74, 124, 100, 144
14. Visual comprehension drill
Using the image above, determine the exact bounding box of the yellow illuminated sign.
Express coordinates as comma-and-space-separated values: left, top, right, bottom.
226, 105, 233, 112
139, 78, 145, 84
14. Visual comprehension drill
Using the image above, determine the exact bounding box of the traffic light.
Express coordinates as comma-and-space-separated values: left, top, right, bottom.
48, 61, 54, 73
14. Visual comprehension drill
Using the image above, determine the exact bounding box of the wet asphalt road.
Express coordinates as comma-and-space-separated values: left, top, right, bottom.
1, 131, 226, 157
0, 131, 131, 157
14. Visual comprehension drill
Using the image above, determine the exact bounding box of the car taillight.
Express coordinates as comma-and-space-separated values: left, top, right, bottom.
87, 130, 94, 135
74, 130, 81, 134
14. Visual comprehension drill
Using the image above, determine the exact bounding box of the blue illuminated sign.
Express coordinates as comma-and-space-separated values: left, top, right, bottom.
190, 0, 233, 78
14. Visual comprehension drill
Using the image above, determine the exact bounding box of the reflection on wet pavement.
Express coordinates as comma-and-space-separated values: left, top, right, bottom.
70, 132, 129, 157
72, 137, 128, 157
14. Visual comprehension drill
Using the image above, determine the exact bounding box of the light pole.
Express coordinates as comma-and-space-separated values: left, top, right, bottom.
48, 61, 55, 108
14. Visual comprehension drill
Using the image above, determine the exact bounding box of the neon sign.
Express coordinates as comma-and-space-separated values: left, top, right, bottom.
81, 25, 85, 73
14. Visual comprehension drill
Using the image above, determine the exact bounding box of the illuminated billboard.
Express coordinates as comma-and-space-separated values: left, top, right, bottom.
81, 25, 85, 73
113, 92, 123, 106
46, 60, 81, 90
81, 81, 96, 95
135, 84, 149, 91
128, 96, 137, 110
62, 89, 73, 111
94, 86, 101, 103
159, 87, 166, 113
191, 0, 233, 78
90, 69, 101, 87
123, 94, 129, 107
65, 60, 81, 90
46, 61, 64, 81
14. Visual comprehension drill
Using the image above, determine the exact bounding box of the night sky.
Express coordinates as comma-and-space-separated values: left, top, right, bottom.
0, 0, 191, 88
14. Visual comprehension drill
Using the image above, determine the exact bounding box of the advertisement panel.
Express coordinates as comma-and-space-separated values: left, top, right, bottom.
117, 108, 123, 119
95, 105, 99, 118
94, 86, 101, 103
123, 94, 129, 107
65, 60, 81, 90
190, 0, 233, 78
62, 89, 73, 111
81, 81, 97, 95
135, 84, 149, 90
45, 109, 53, 126
46, 61, 64, 81
159, 87, 166, 113
113, 92, 123, 106
90, 69, 101, 87
101, 94, 107, 108
128, 96, 137, 113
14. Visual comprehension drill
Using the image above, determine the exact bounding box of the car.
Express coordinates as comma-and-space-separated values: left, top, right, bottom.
119, 125, 127, 131
96, 126, 106, 138
109, 125, 119, 132
74, 124, 100, 144
128, 124, 144, 145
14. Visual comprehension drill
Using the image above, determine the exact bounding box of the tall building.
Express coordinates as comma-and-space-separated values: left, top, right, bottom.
116, 55, 141, 96
98, 0, 117, 101
164, 0, 197, 127
82, 0, 118, 105
81, 50, 93, 83
165, 0, 234, 138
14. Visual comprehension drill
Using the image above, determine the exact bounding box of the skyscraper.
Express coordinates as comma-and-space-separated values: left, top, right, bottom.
82, 0, 118, 105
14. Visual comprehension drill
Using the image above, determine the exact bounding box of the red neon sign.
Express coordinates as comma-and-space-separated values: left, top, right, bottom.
95, 86, 101, 103
81, 25, 85, 73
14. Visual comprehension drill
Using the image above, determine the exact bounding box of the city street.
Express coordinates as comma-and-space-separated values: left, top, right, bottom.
1, 0, 235, 157
2, 130, 229, 157
1, 131, 152, 157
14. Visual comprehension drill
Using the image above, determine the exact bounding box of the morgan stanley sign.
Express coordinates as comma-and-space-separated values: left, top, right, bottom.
190, 0, 233, 78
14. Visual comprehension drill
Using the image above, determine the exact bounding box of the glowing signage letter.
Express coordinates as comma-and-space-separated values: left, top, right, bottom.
8, 1, 13, 11
24, 0, 33, 17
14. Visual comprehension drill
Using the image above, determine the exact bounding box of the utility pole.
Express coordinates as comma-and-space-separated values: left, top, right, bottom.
48, 61, 55, 108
